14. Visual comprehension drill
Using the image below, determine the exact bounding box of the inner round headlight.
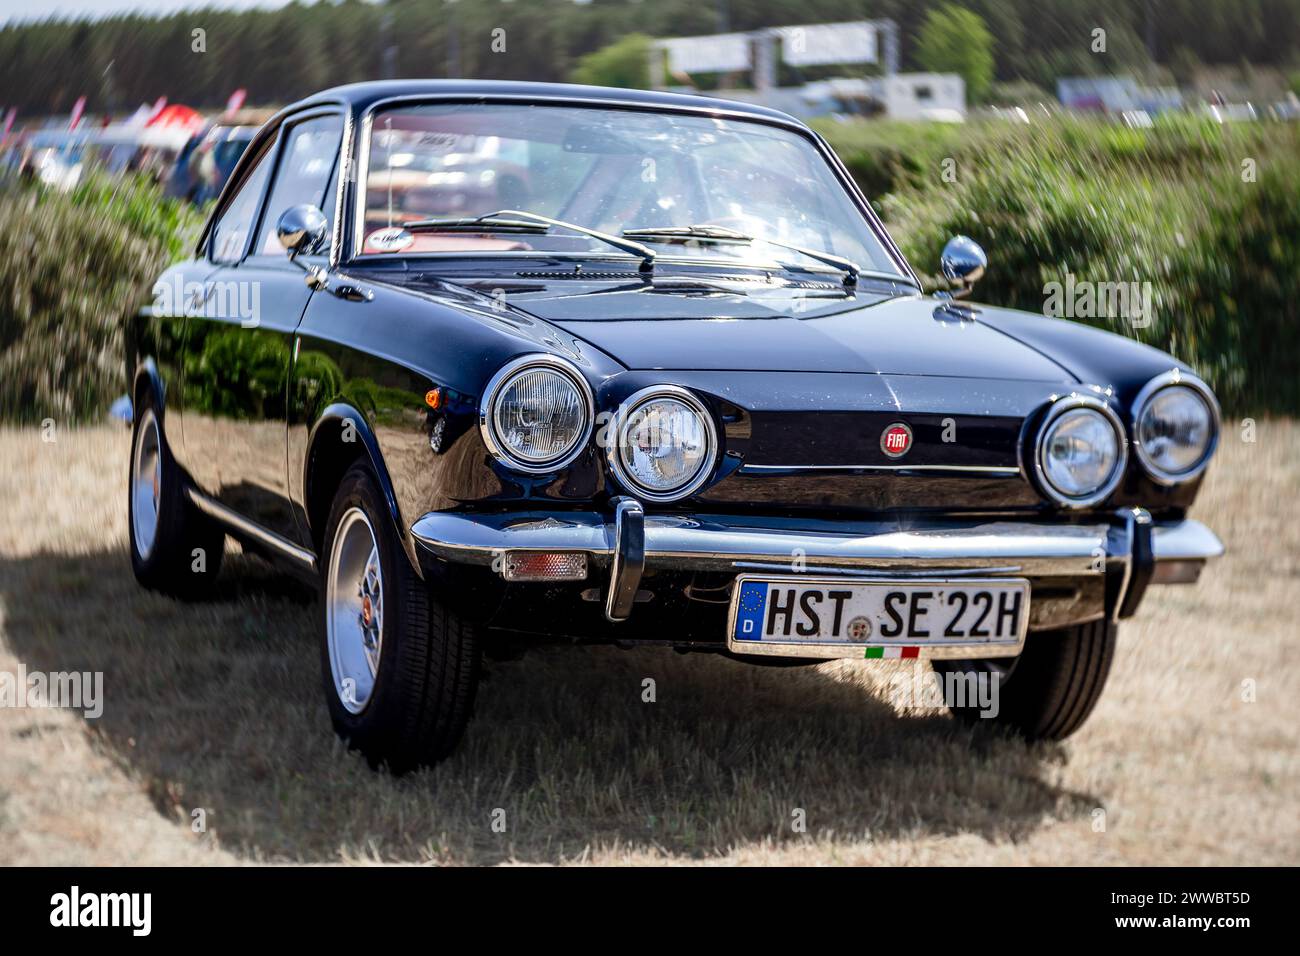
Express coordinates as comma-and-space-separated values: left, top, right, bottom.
481, 355, 593, 472
1134, 378, 1218, 484
612, 387, 717, 501
1035, 398, 1126, 508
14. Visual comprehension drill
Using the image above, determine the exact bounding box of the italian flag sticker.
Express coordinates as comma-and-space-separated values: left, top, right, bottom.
864, 646, 920, 659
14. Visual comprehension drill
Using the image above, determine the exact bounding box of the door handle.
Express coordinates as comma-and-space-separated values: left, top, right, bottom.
329, 281, 373, 302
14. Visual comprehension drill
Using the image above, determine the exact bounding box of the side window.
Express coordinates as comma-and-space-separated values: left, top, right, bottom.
209, 143, 274, 265
254, 114, 344, 257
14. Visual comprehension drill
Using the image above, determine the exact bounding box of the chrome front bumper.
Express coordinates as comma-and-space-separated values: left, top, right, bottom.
410, 502, 1224, 624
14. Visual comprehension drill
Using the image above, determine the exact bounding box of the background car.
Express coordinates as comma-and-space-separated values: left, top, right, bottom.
166, 122, 262, 204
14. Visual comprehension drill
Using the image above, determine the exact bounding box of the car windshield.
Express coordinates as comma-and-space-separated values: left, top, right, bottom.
357, 102, 904, 277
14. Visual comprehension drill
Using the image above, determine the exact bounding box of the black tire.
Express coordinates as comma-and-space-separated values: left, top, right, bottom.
318, 461, 480, 773
128, 393, 225, 598
933, 619, 1116, 741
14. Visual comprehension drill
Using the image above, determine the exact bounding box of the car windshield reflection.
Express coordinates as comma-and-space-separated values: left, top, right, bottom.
359, 102, 902, 277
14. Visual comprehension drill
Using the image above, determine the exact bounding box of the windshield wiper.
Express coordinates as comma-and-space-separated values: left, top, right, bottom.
404, 216, 550, 234
622, 224, 862, 286
407, 209, 656, 272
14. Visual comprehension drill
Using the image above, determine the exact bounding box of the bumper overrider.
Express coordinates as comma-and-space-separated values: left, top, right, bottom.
409, 502, 1224, 660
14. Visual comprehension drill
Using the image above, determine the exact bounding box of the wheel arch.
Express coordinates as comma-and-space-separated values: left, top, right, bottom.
304, 402, 420, 575
131, 358, 184, 463
131, 358, 165, 417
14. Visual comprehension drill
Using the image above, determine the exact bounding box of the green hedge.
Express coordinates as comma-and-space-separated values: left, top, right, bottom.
820, 115, 1300, 413
0, 174, 203, 424
0, 116, 1296, 422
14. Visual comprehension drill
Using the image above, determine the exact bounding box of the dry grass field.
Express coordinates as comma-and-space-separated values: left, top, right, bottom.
0, 421, 1295, 866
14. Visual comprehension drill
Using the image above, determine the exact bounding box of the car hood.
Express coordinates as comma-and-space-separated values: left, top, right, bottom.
501, 280, 1075, 382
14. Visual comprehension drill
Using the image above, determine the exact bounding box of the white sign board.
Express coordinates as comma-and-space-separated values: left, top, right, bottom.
661, 33, 752, 74
776, 22, 877, 66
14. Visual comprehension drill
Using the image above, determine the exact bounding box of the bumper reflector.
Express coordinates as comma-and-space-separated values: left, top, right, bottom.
502, 551, 588, 582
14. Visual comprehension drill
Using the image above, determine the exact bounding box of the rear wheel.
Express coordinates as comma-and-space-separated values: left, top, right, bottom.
128, 396, 225, 598
319, 462, 481, 773
933, 619, 1116, 741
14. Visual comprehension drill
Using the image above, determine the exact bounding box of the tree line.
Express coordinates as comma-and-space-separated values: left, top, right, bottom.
1, 0, 1298, 117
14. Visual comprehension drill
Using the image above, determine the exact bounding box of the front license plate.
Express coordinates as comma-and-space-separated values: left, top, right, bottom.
727, 575, 1030, 660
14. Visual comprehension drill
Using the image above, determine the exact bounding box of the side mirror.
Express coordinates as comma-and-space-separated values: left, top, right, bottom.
940, 235, 987, 299
276, 204, 328, 258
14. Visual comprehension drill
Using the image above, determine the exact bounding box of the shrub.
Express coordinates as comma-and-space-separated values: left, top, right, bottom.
569, 34, 653, 90
0, 174, 204, 424
825, 116, 1300, 413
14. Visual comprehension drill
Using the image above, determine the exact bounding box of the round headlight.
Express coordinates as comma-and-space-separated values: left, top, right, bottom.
610, 386, 717, 501
1034, 397, 1127, 508
480, 355, 593, 472
1133, 373, 1219, 484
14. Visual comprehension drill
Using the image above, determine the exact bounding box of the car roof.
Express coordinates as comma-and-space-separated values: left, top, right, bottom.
286, 79, 807, 129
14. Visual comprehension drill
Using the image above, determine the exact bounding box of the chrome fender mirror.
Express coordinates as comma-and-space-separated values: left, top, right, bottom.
940, 235, 987, 299
276, 204, 328, 258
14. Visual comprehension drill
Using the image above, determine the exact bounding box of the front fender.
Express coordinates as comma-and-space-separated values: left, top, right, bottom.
303, 402, 418, 573
973, 306, 1197, 407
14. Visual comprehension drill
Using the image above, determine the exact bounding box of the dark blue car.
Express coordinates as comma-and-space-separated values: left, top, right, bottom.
128, 81, 1224, 771
166, 124, 258, 204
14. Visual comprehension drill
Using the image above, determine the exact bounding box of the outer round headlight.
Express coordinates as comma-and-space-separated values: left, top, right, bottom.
1034, 396, 1127, 508
610, 386, 717, 501
480, 354, 594, 473
1133, 373, 1219, 484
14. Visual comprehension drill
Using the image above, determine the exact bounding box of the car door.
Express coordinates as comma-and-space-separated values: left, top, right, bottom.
183, 110, 343, 545
180, 134, 275, 500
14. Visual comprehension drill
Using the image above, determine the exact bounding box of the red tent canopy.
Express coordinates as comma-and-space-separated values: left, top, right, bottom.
146, 104, 203, 129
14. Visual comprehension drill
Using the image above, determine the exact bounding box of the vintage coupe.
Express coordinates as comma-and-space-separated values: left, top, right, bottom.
129, 81, 1224, 771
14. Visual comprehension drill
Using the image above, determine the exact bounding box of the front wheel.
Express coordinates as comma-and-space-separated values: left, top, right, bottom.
319, 462, 481, 773
933, 619, 1116, 741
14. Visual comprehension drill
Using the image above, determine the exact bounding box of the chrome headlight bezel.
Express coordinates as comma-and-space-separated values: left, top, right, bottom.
607, 385, 718, 503
1131, 371, 1221, 486
478, 353, 595, 474
1033, 394, 1129, 509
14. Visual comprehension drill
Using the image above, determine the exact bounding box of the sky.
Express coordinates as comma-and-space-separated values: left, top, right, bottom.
2, 0, 592, 28
0, 0, 303, 27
